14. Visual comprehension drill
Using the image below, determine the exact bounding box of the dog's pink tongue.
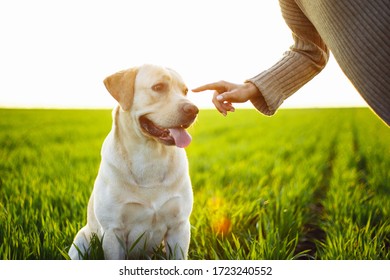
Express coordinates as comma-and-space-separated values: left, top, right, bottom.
169, 128, 192, 148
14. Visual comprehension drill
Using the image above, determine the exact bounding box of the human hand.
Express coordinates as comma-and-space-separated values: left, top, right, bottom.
192, 81, 259, 116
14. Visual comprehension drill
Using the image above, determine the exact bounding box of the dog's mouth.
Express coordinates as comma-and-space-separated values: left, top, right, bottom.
139, 116, 193, 148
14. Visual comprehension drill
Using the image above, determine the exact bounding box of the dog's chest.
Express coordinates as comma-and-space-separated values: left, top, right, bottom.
123, 194, 182, 224
118, 193, 185, 245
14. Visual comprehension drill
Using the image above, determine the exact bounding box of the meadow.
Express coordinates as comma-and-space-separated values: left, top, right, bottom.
0, 108, 389, 260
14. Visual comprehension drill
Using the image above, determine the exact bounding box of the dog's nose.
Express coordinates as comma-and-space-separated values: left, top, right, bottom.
182, 103, 199, 116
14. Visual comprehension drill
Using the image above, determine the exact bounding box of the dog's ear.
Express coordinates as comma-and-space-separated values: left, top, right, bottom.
103, 67, 138, 111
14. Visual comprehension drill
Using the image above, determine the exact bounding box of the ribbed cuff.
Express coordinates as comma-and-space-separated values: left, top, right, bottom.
246, 70, 285, 116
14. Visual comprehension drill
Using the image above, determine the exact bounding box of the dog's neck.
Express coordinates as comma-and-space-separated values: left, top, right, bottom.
103, 106, 186, 188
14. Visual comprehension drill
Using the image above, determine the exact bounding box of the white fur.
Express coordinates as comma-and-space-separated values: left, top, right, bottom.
68, 65, 196, 260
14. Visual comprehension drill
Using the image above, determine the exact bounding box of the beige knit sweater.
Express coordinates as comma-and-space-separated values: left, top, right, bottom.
248, 0, 390, 126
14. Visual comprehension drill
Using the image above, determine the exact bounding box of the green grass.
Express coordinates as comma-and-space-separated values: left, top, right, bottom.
0, 108, 389, 259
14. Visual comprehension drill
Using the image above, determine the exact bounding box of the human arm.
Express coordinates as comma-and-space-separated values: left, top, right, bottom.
194, 0, 329, 116
247, 0, 329, 115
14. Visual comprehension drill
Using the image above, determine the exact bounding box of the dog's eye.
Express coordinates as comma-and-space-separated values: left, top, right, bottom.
183, 88, 189, 95
152, 83, 166, 92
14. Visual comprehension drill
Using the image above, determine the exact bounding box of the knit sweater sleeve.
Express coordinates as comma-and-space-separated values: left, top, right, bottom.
247, 0, 329, 115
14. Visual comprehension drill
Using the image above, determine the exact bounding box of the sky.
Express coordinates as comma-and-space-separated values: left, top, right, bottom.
0, 0, 367, 110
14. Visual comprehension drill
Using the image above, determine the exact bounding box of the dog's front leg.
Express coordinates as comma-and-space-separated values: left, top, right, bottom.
102, 229, 126, 260
165, 221, 190, 260
68, 226, 91, 260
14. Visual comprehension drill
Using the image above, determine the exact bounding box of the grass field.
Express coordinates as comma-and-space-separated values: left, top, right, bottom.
0, 108, 389, 260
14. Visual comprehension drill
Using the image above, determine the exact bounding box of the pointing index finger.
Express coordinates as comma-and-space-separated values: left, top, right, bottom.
192, 82, 227, 93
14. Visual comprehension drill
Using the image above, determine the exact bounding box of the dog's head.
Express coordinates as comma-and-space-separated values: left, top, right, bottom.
104, 64, 198, 148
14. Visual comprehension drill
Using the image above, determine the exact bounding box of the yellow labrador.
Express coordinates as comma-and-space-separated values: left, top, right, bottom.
68, 64, 198, 259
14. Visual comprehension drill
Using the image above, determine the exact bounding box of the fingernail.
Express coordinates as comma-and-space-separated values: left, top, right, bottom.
216, 95, 223, 101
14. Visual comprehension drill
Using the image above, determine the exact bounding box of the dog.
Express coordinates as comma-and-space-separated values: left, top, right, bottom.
68, 64, 198, 260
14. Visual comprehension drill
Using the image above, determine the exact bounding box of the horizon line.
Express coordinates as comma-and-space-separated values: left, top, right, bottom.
0, 105, 369, 110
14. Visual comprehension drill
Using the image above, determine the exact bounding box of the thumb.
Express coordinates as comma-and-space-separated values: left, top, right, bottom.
216, 89, 241, 103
